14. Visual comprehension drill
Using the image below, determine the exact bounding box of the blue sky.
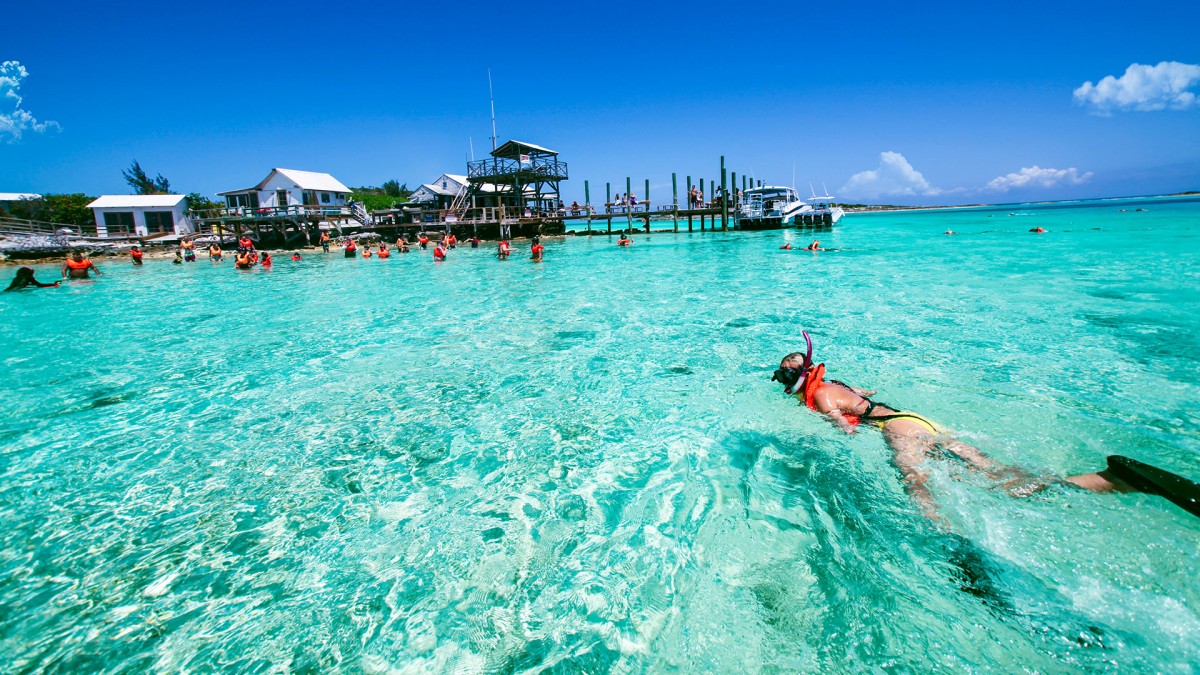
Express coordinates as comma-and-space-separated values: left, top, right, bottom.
3, 0, 1199, 205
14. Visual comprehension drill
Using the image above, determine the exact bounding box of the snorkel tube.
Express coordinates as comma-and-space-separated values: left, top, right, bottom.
771, 330, 815, 395
787, 331, 815, 394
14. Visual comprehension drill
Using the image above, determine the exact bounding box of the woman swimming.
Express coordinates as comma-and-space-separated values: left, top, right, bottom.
775, 331, 1199, 520
5, 267, 61, 291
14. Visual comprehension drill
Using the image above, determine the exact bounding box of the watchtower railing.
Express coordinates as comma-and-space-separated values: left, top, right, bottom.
467, 157, 568, 182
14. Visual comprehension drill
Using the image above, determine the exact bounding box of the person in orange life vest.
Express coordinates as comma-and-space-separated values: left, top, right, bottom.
418, 234, 429, 249
780, 243, 792, 250
773, 331, 1198, 521
238, 235, 254, 253
235, 250, 254, 269
1031, 227, 1047, 233
433, 242, 447, 260
531, 241, 545, 262
470, 236, 481, 248
497, 240, 512, 259
320, 231, 331, 252
260, 251, 272, 266
362, 245, 373, 258
291, 252, 302, 261
344, 239, 358, 258
804, 240, 823, 251
130, 245, 144, 265
447, 234, 458, 249
62, 251, 101, 279
378, 243, 391, 258
617, 233, 632, 247
249, 249, 260, 264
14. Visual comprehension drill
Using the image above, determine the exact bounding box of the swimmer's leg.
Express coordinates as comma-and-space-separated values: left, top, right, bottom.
883, 429, 941, 522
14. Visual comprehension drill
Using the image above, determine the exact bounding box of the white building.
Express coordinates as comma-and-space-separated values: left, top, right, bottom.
87, 195, 193, 238
408, 174, 470, 207
217, 168, 352, 213
0, 193, 41, 215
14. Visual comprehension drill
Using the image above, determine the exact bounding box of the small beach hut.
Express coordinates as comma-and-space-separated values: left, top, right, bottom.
86, 194, 193, 238
217, 168, 352, 213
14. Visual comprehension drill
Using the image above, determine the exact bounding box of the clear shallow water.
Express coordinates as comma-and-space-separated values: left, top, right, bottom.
2, 196, 1198, 672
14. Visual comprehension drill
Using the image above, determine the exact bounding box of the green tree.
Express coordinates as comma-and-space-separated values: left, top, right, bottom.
123, 160, 172, 195
382, 179, 401, 197
6, 194, 95, 225
185, 192, 222, 213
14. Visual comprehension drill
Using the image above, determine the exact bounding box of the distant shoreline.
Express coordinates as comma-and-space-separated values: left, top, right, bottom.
845, 191, 1199, 214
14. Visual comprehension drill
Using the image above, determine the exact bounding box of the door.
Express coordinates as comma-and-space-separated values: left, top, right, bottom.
276, 189, 288, 213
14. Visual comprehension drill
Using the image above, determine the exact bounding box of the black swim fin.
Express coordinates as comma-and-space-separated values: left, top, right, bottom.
1106, 455, 1200, 518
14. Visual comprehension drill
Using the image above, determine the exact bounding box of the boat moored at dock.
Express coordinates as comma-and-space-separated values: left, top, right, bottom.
736, 186, 808, 230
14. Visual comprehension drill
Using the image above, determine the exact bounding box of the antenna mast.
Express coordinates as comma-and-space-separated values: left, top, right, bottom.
488, 69, 497, 151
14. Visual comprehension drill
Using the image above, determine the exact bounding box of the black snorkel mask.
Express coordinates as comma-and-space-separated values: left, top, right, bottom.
771, 331, 814, 395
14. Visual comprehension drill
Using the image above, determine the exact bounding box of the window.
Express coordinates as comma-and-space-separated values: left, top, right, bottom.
442, 180, 447, 189
144, 211, 174, 233
302, 190, 317, 206
103, 211, 134, 235
226, 193, 257, 209
321, 192, 330, 204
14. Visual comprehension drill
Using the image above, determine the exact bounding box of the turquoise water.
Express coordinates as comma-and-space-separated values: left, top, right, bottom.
2, 196, 1198, 672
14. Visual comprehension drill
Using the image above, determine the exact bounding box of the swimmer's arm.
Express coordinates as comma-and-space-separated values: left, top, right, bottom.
89, 262, 101, 275
826, 409, 859, 434
848, 387, 875, 397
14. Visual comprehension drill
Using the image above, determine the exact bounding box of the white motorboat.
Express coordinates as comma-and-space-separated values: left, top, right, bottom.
736, 186, 808, 230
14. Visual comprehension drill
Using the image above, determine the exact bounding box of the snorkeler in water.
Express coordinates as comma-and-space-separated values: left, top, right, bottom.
803, 240, 823, 251
5, 267, 61, 291
774, 332, 1199, 521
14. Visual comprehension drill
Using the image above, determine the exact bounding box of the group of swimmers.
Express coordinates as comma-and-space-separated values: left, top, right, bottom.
8, 229, 659, 291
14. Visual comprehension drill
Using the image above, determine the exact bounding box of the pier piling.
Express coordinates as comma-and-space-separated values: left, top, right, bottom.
721, 156, 728, 231
687, 175, 693, 232
672, 172, 678, 232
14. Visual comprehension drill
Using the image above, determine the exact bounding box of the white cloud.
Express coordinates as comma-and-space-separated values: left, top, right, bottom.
840, 151, 941, 199
986, 166, 1093, 192
1073, 61, 1200, 113
0, 60, 60, 142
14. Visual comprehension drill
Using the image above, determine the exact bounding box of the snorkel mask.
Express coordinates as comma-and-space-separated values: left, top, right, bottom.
771, 331, 814, 395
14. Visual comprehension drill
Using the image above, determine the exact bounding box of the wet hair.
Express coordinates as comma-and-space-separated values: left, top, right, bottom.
779, 352, 807, 366
5, 267, 36, 291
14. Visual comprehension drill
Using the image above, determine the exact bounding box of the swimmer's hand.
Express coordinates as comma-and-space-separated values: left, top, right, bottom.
829, 410, 858, 434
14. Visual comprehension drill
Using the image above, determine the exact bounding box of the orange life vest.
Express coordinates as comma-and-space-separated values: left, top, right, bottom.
802, 364, 860, 428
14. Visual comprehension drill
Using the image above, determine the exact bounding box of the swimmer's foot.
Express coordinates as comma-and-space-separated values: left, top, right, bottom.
1103, 455, 1200, 518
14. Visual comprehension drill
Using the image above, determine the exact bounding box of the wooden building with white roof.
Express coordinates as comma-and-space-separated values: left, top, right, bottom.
217, 168, 352, 214
86, 194, 193, 238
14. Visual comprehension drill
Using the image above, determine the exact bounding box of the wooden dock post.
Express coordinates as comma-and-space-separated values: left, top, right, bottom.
644, 178, 650, 233
626, 176, 633, 233
699, 178, 706, 231
721, 156, 728, 231
606, 182, 612, 235
686, 174, 693, 232
742, 175, 747, 193
584, 179, 591, 234
672, 172, 678, 232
